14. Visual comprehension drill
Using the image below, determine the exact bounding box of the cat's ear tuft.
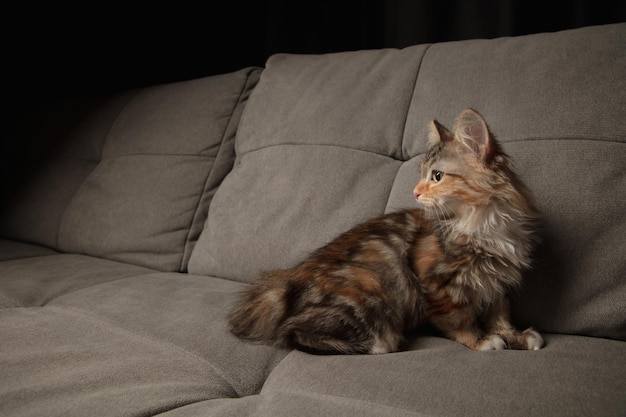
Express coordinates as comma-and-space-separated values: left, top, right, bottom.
428, 120, 453, 147
454, 109, 496, 163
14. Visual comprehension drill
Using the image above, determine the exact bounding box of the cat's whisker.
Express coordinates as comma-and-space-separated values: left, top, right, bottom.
432, 201, 455, 236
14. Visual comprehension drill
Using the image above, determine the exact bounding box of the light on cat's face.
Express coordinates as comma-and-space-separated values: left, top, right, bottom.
413, 163, 457, 216
413, 170, 442, 201
414, 154, 488, 217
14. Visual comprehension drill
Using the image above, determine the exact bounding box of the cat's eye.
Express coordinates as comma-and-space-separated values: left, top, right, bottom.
432, 170, 444, 182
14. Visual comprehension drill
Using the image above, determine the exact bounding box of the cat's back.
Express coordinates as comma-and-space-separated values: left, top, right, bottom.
308, 209, 430, 264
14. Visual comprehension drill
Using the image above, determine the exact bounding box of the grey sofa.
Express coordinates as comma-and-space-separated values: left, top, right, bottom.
1, 23, 624, 417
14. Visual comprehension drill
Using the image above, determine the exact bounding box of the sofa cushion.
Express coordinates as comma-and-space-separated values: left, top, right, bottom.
261, 334, 626, 417
0, 253, 151, 308
188, 46, 428, 282
158, 392, 431, 417
190, 146, 402, 280
58, 68, 261, 271
0, 94, 132, 249
507, 141, 625, 340
1, 68, 260, 272
394, 23, 626, 340
190, 24, 626, 342
1, 273, 289, 416
0, 306, 237, 417
48, 273, 289, 398
401, 23, 626, 156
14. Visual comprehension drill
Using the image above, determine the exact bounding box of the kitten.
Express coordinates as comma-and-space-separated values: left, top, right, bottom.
229, 109, 543, 354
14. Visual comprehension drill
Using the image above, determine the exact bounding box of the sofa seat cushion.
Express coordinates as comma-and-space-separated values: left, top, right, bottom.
261, 334, 626, 417
48, 273, 289, 397
158, 392, 431, 417
0, 306, 236, 417
0, 253, 151, 308
1, 273, 289, 416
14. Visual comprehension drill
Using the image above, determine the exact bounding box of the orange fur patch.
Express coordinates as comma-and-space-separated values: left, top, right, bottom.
414, 235, 443, 277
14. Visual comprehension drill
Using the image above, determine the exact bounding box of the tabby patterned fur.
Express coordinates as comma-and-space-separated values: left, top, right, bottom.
229, 109, 543, 354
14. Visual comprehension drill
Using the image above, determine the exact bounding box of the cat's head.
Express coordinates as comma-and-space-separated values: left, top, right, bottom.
414, 109, 535, 223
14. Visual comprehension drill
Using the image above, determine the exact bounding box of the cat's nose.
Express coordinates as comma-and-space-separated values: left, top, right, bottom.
414, 182, 426, 200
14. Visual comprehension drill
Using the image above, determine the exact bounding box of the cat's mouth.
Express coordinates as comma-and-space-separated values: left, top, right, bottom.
415, 195, 433, 206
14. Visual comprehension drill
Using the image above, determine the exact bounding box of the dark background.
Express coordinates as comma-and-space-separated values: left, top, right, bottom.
4, 0, 625, 101
1, 1, 624, 216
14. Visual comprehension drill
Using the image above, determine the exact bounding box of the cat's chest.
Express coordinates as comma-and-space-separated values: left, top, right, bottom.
417, 236, 518, 306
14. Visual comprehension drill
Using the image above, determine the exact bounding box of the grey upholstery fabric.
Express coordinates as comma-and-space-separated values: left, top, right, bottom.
49, 273, 289, 397
159, 392, 433, 417
188, 46, 428, 281
0, 306, 238, 416
1, 68, 260, 272
261, 334, 626, 417
0, 273, 288, 416
0, 254, 150, 308
0, 238, 57, 262
0, 94, 132, 249
59, 69, 261, 271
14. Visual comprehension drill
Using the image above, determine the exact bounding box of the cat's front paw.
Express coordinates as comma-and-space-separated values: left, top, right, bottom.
522, 328, 544, 350
478, 334, 506, 351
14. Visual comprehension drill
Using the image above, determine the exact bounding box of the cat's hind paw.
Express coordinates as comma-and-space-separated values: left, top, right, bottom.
478, 334, 506, 351
522, 328, 544, 350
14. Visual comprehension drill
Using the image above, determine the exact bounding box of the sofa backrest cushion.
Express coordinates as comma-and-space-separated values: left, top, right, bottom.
1, 68, 261, 272
188, 46, 427, 279
189, 24, 626, 341
389, 24, 626, 341
1, 94, 132, 250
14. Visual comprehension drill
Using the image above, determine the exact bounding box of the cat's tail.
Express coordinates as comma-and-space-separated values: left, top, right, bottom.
228, 270, 291, 346
229, 268, 402, 354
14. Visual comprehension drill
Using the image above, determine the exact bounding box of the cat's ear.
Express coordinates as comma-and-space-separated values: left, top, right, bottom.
428, 120, 453, 147
454, 109, 496, 163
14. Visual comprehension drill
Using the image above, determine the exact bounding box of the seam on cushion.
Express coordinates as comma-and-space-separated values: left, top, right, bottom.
242, 142, 405, 162
39, 271, 154, 308
179, 68, 261, 272
386, 136, 625, 213
97, 91, 139, 163
52, 157, 99, 250
500, 136, 626, 146
407, 136, 626, 161
400, 43, 432, 162
40, 269, 158, 307
45, 304, 240, 398
55, 91, 139, 251
386, 39, 431, 212
0, 237, 60, 255
97, 153, 213, 160
383, 163, 409, 214
47, 154, 102, 164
